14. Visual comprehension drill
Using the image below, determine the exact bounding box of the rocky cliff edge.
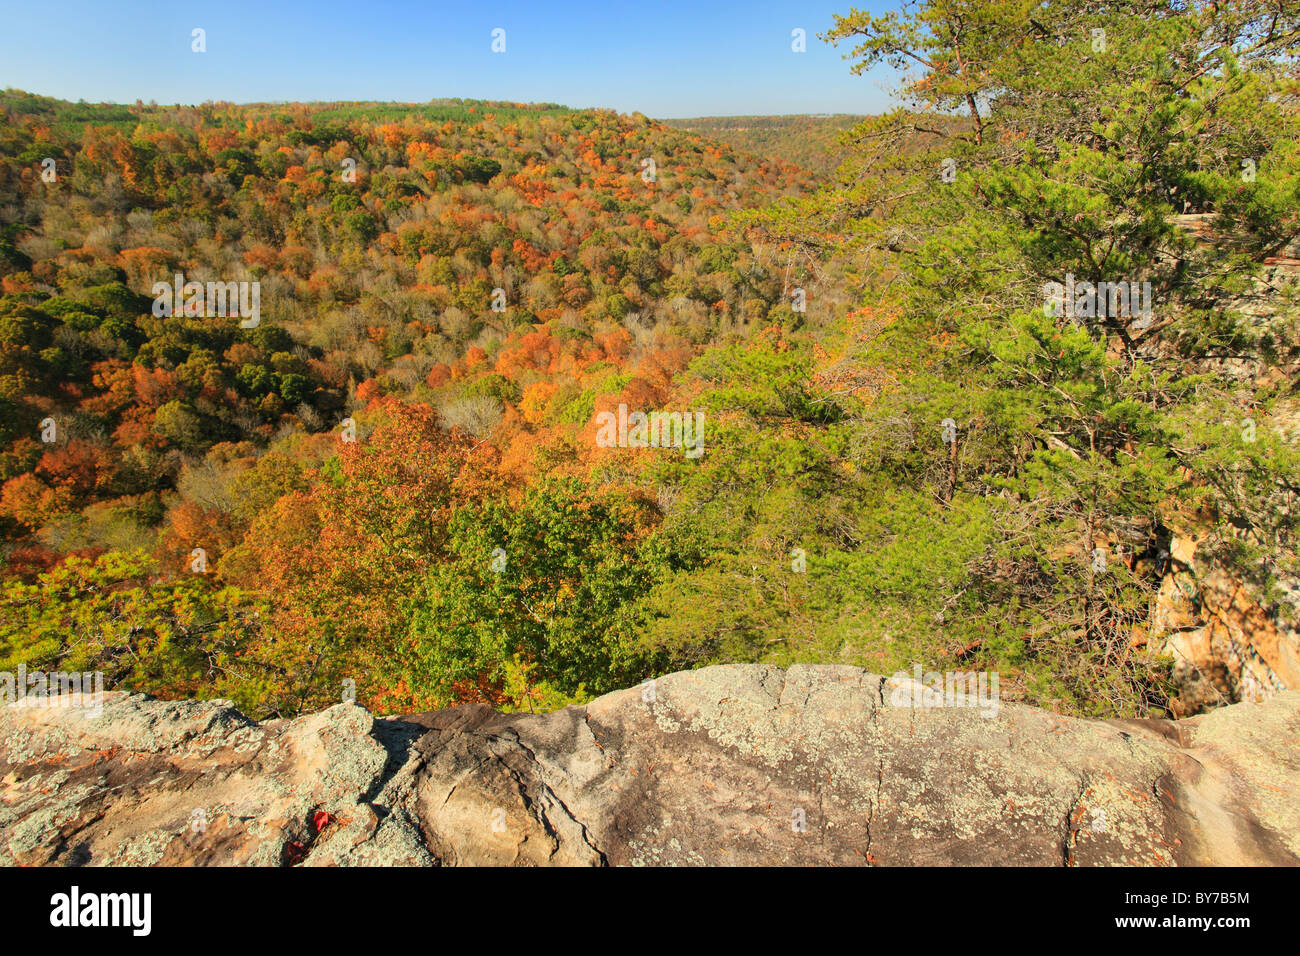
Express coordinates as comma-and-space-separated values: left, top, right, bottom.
2, 664, 1296, 866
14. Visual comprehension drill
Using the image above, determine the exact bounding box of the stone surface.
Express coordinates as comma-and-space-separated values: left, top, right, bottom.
1154, 527, 1299, 715
1, 664, 1296, 866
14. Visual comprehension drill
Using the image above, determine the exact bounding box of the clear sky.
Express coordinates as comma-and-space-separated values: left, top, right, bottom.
0, 0, 899, 117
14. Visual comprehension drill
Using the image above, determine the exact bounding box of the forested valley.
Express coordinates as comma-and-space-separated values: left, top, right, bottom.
2, 1, 1297, 723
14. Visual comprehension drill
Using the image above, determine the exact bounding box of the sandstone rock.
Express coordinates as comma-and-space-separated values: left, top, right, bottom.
1154, 527, 1298, 715
1, 665, 1295, 866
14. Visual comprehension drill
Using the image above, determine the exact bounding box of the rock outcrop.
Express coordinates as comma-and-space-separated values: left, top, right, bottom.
2, 664, 1297, 866
1155, 527, 1300, 714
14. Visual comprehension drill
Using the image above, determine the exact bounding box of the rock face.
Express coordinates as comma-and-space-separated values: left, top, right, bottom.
2, 664, 1296, 866
1155, 528, 1299, 715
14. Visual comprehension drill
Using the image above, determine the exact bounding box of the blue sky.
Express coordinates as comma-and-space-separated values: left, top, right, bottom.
0, 0, 899, 117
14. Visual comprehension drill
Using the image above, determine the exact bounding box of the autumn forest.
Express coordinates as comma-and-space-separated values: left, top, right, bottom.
3, 1, 1299, 724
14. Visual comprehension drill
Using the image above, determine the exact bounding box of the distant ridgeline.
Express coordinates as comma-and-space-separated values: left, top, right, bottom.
661, 114, 866, 176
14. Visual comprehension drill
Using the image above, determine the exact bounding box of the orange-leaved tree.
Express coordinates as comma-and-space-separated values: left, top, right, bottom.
226, 398, 504, 715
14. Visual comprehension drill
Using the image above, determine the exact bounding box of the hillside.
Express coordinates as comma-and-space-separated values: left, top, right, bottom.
0, 89, 833, 718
